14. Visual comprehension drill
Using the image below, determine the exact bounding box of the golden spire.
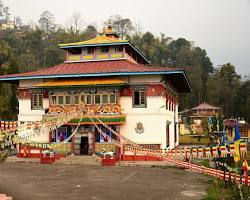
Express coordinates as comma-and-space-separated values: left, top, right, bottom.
102, 23, 119, 39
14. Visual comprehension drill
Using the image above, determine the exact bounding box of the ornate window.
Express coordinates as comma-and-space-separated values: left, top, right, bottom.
87, 47, 94, 54
50, 93, 74, 105
86, 94, 92, 105
94, 94, 101, 104
114, 46, 123, 52
74, 95, 80, 104
133, 90, 146, 108
80, 95, 85, 103
101, 47, 109, 53
109, 93, 116, 104
51, 96, 57, 105
32, 93, 43, 110
65, 95, 71, 105
49, 92, 117, 106
58, 96, 64, 105
102, 94, 109, 104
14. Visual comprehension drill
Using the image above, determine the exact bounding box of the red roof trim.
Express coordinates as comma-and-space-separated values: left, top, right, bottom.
0, 60, 184, 79
192, 103, 221, 110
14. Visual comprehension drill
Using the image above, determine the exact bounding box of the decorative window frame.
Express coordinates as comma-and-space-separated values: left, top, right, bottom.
132, 85, 147, 108
87, 47, 94, 54
94, 94, 101, 105
114, 46, 123, 52
85, 94, 92, 105
48, 91, 117, 106
32, 92, 43, 110
109, 93, 117, 104
102, 93, 109, 104
57, 95, 64, 105
101, 47, 109, 53
64, 95, 71, 105
73, 94, 80, 105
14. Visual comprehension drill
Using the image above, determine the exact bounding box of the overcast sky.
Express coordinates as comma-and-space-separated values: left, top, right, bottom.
3, 0, 250, 76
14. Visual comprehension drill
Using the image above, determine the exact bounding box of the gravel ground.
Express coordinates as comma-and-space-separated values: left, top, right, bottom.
0, 162, 209, 200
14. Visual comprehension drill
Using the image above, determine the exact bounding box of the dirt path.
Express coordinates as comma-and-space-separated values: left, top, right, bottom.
0, 163, 209, 200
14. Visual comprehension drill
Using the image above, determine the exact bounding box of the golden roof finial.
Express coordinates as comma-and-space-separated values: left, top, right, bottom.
104, 23, 113, 34
100, 22, 119, 38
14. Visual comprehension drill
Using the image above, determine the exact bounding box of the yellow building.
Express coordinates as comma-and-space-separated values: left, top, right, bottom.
224, 119, 250, 143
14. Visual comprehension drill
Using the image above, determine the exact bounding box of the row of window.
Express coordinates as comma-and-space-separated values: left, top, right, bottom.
32, 91, 175, 110
50, 93, 117, 106
32, 93, 117, 109
71, 46, 123, 55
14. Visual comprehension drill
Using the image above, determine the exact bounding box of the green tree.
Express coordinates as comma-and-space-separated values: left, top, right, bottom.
207, 63, 241, 118
108, 15, 135, 39
0, 40, 13, 68
83, 25, 98, 39
234, 80, 250, 122
38, 11, 56, 34
0, 0, 10, 21
67, 12, 84, 36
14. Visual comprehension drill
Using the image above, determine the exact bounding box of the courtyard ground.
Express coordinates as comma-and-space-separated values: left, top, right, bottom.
0, 162, 209, 200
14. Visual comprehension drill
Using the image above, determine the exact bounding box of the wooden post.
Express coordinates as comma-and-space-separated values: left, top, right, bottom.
93, 47, 96, 60
122, 145, 125, 161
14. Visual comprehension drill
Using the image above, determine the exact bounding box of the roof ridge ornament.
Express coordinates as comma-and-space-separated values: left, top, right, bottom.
102, 24, 120, 39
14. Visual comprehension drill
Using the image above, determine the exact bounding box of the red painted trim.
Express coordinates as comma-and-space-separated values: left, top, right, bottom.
146, 84, 166, 97
121, 155, 163, 161
166, 123, 170, 147
120, 84, 168, 97
66, 122, 125, 126
43, 90, 49, 98
19, 88, 32, 99
120, 86, 133, 96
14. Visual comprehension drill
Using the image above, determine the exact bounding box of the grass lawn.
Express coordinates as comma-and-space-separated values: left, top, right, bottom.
203, 177, 250, 200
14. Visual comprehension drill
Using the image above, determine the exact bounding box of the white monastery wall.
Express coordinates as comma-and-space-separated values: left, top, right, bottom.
175, 104, 179, 145
18, 79, 50, 123
120, 96, 178, 149
18, 98, 49, 122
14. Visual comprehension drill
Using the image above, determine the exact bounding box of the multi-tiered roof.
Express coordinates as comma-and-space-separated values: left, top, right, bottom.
0, 26, 192, 93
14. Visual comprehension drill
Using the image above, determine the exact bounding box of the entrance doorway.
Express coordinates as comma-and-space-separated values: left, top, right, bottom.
80, 136, 89, 155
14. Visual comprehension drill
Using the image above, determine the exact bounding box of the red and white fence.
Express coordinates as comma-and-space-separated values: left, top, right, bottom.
158, 154, 250, 186
0, 121, 17, 131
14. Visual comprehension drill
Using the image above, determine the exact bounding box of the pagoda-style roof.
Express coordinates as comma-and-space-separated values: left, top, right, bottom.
224, 119, 237, 128
59, 31, 150, 64
0, 60, 191, 93
35, 77, 125, 87
59, 35, 128, 48
192, 103, 221, 110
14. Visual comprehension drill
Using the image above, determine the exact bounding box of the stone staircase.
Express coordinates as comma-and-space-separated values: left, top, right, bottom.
54, 155, 101, 166
5, 156, 40, 164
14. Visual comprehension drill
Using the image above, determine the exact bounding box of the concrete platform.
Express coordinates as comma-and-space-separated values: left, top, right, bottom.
0, 162, 209, 200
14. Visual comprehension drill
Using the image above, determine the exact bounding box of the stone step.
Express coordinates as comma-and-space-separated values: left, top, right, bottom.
5, 155, 102, 165
65, 156, 97, 160
5, 156, 40, 163
54, 161, 101, 165
53, 155, 101, 166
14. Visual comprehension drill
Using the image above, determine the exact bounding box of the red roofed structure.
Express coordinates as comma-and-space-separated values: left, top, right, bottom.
179, 103, 223, 135
0, 25, 192, 157
192, 103, 221, 111
191, 103, 222, 117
